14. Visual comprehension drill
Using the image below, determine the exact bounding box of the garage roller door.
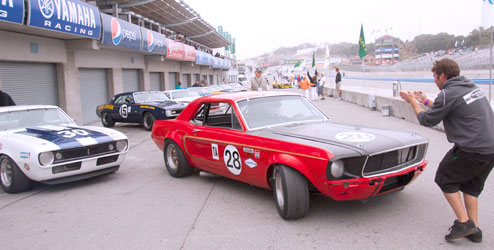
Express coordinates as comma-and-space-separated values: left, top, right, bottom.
150, 72, 161, 91
122, 69, 139, 92
0, 61, 58, 105
169, 72, 177, 90
79, 69, 108, 124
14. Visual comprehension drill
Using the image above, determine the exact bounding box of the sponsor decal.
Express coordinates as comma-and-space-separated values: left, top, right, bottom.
140, 105, 155, 110
16, 126, 114, 149
147, 30, 154, 51
28, 0, 101, 39
244, 158, 257, 168
254, 150, 260, 159
98, 104, 114, 110
111, 17, 121, 45
0, 0, 24, 24
335, 132, 376, 142
243, 147, 254, 154
463, 88, 485, 105
224, 145, 241, 175
24, 163, 30, 171
211, 143, 219, 160
20, 152, 30, 159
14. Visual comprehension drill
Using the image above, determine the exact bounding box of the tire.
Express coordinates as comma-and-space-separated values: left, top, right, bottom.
164, 140, 194, 177
272, 165, 309, 220
0, 155, 32, 193
143, 112, 156, 131
101, 112, 115, 127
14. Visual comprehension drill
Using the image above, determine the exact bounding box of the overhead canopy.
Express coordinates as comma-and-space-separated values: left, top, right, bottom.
98, 0, 231, 49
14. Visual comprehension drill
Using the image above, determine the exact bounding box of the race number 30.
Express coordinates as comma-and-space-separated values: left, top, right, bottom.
223, 145, 242, 175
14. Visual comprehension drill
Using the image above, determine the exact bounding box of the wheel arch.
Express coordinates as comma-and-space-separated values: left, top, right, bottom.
265, 153, 320, 191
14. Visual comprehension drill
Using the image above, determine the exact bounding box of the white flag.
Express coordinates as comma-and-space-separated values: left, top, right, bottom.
482, 0, 494, 28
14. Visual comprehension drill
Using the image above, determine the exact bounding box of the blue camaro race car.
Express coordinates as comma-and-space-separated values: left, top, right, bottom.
96, 91, 186, 131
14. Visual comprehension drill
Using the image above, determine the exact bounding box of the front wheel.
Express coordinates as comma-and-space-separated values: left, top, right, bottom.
143, 112, 156, 131
164, 140, 193, 177
0, 155, 32, 193
272, 165, 309, 220
101, 112, 115, 127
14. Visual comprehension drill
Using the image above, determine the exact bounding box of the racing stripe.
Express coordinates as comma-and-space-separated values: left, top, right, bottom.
16, 126, 115, 149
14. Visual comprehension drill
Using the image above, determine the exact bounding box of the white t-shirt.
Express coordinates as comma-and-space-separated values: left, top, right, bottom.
319, 77, 327, 86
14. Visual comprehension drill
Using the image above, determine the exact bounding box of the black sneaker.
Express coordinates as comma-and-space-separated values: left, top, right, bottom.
466, 227, 482, 243
445, 220, 478, 241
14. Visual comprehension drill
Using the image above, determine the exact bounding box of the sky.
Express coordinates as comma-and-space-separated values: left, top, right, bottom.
183, 0, 484, 60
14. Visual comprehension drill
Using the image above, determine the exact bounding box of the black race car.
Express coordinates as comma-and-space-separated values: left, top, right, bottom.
96, 91, 186, 131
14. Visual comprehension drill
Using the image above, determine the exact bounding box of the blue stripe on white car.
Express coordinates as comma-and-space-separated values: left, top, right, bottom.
16, 126, 115, 149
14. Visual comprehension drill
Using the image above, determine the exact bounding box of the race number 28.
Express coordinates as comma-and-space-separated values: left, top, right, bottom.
223, 145, 242, 175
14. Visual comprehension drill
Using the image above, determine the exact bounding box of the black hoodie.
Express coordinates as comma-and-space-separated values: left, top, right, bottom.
417, 76, 494, 154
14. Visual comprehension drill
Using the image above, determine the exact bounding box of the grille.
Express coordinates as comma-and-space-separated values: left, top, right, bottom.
363, 146, 418, 175
53, 142, 117, 164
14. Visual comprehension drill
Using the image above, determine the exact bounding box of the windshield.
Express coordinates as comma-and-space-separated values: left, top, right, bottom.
173, 90, 200, 99
133, 92, 169, 103
237, 95, 327, 129
0, 108, 75, 131
190, 88, 211, 95
207, 85, 223, 91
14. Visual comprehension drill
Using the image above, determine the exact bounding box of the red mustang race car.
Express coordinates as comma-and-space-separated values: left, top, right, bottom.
151, 91, 428, 220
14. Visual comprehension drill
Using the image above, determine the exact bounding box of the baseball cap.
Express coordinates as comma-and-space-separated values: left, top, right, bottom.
255, 68, 263, 73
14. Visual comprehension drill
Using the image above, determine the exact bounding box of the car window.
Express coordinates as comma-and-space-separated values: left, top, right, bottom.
190, 102, 242, 130
114, 95, 132, 104
0, 108, 74, 130
164, 92, 171, 99
237, 95, 326, 129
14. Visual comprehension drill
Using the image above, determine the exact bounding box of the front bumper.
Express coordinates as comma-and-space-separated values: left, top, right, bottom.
322, 160, 427, 201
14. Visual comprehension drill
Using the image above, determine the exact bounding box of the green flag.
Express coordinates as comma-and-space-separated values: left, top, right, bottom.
311, 52, 315, 67
359, 24, 367, 58
294, 60, 301, 67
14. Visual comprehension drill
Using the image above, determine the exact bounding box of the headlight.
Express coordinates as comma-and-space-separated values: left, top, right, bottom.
39, 152, 54, 166
108, 143, 115, 151
55, 152, 63, 160
166, 110, 173, 117
116, 140, 128, 152
330, 160, 345, 178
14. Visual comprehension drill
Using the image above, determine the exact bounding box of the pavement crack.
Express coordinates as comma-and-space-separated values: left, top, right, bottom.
0, 188, 47, 210
180, 178, 218, 250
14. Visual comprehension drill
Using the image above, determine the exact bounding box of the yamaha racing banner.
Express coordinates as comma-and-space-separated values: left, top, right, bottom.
165, 38, 185, 60
101, 13, 142, 51
140, 27, 167, 55
28, 0, 101, 39
1, 0, 24, 24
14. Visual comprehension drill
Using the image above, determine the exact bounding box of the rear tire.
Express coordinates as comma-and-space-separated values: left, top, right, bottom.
143, 112, 156, 131
101, 112, 115, 127
272, 165, 309, 220
0, 155, 32, 193
164, 140, 193, 177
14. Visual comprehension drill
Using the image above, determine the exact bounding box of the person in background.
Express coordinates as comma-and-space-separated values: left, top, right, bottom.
250, 68, 269, 91
335, 68, 342, 100
400, 58, 494, 243
192, 81, 200, 87
0, 88, 16, 106
299, 76, 310, 99
318, 72, 326, 100
307, 69, 318, 101
175, 82, 183, 89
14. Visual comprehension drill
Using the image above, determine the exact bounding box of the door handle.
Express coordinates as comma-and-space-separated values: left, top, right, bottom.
193, 129, 201, 133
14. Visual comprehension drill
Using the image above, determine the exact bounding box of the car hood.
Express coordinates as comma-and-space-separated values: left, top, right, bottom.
6, 125, 124, 151
141, 101, 186, 110
247, 121, 428, 157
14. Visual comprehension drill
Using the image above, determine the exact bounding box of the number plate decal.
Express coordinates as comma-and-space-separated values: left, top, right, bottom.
335, 132, 376, 142
211, 143, 219, 160
223, 145, 242, 175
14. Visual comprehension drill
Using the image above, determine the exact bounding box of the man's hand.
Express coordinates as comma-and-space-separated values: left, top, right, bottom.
413, 91, 427, 104
399, 91, 416, 103
400, 91, 424, 116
